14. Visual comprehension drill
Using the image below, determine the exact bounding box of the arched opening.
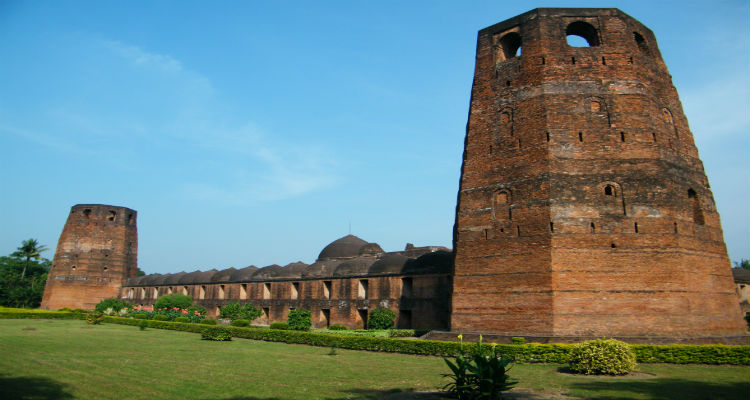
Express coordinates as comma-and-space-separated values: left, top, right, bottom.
107, 211, 116, 222
566, 21, 600, 47
498, 32, 522, 60
604, 185, 616, 196
633, 32, 649, 53
688, 189, 705, 225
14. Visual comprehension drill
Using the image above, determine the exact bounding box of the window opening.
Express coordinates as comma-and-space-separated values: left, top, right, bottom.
401, 277, 413, 298
549, 222, 554, 233
323, 280, 332, 299
199, 286, 206, 300
107, 211, 116, 222
398, 309, 412, 329
291, 282, 299, 300
182, 286, 188, 295
571, 56, 576, 64
153, 288, 158, 298
262, 307, 269, 321
263, 283, 271, 300
633, 32, 649, 53
497, 32, 522, 60
240, 284, 247, 300
506, 80, 511, 87
611, 243, 617, 248
141, 288, 146, 298
578, 132, 583, 142
590, 222, 596, 233
127, 213, 133, 225
83, 209, 91, 218
358, 280, 369, 300
634, 222, 639, 233
321, 309, 330, 328
620, 132, 626, 142
688, 188, 705, 225
652, 132, 657, 142
602, 56, 606, 65
604, 185, 615, 196
357, 309, 368, 329
541, 57, 546, 65
546, 131, 550, 142
516, 225, 521, 236
566, 21, 600, 47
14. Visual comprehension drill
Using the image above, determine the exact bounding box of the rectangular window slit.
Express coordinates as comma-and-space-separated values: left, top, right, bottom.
602, 56, 606, 65
549, 222, 554, 233
634, 222, 639, 233
578, 132, 583, 142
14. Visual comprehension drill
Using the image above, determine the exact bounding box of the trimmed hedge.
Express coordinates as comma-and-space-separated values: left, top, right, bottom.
2, 310, 747, 365
96, 317, 750, 365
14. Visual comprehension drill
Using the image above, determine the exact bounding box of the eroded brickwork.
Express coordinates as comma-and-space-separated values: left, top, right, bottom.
452, 8, 746, 338
41, 204, 138, 310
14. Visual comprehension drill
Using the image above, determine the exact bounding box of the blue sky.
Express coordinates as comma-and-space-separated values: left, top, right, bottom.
1, 0, 747, 274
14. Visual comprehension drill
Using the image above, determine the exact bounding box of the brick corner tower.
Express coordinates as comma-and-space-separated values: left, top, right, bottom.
41, 204, 138, 310
451, 8, 746, 341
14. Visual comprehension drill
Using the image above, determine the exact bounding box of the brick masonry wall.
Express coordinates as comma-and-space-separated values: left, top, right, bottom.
452, 8, 746, 338
41, 204, 138, 310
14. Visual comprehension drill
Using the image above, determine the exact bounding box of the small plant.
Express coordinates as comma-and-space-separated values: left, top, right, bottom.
328, 324, 348, 331
103, 307, 115, 316
85, 312, 104, 325
568, 338, 636, 375
367, 307, 395, 330
287, 309, 311, 331
138, 320, 148, 331
152, 314, 168, 321
443, 335, 515, 399
118, 308, 128, 317
230, 319, 249, 327
201, 326, 232, 341
200, 318, 217, 325
328, 344, 338, 356
511, 337, 525, 345
174, 316, 190, 323
270, 321, 289, 330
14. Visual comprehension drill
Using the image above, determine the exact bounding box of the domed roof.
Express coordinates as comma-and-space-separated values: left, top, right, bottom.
301, 260, 340, 279
251, 264, 283, 280
229, 265, 258, 282
317, 235, 370, 261
140, 273, 163, 286
274, 262, 308, 278
402, 250, 453, 275
163, 272, 187, 285
368, 253, 409, 275
210, 267, 237, 282
333, 258, 373, 277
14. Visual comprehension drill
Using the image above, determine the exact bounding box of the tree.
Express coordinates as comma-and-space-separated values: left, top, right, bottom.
11, 239, 48, 279
0, 256, 49, 308
734, 259, 750, 271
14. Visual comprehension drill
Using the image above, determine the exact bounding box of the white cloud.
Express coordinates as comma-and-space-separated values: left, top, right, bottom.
102, 40, 183, 73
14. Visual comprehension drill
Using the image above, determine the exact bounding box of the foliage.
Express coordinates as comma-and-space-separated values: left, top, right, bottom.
94, 298, 132, 313
174, 316, 190, 323
11, 239, 49, 280
86, 312, 104, 325
287, 308, 311, 331
568, 338, 637, 375
152, 314, 168, 321
388, 329, 430, 337
139, 320, 148, 330
153, 293, 193, 310
270, 321, 289, 330
134, 314, 147, 319
745, 313, 750, 330
0, 254, 50, 308
443, 335, 515, 399
734, 259, 750, 270
367, 307, 396, 330
231, 319, 249, 327
200, 318, 217, 325
201, 326, 232, 341
511, 337, 526, 345
328, 324, 348, 331
219, 302, 262, 321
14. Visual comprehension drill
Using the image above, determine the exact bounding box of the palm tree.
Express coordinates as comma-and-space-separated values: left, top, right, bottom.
12, 239, 49, 279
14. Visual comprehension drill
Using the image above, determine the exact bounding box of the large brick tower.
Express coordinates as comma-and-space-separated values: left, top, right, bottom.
41, 204, 138, 310
451, 8, 746, 341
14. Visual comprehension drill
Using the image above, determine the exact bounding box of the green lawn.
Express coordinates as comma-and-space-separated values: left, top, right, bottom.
1, 319, 748, 400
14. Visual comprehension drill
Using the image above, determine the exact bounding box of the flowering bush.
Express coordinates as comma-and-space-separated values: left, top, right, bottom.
121, 304, 206, 323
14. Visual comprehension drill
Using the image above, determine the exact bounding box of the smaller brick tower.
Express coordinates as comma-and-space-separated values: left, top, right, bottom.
41, 204, 138, 310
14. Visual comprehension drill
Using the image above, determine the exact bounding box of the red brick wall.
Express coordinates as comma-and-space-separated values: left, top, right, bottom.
452, 8, 746, 337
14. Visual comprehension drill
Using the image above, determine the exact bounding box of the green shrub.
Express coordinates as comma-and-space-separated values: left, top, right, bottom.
71, 308, 87, 314
154, 293, 193, 310
287, 309, 311, 331
569, 338, 636, 375
231, 319, 250, 327
94, 298, 132, 313
152, 314, 168, 321
368, 307, 395, 330
200, 318, 217, 325
745, 313, 750, 330
138, 320, 148, 331
511, 337, 526, 345
174, 316, 190, 323
443, 335, 515, 399
58, 307, 71, 312
389, 329, 415, 338
201, 326, 232, 341
95, 316, 750, 365
270, 322, 289, 330
134, 314, 147, 320
329, 324, 348, 331
86, 312, 104, 325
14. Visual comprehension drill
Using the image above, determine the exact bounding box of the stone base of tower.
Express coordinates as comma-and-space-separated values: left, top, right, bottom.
41, 280, 123, 310
424, 331, 750, 345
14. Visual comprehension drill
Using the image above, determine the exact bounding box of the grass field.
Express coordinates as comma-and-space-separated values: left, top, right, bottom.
1, 319, 748, 399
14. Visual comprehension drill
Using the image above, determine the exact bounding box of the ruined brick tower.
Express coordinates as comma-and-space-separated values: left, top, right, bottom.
452, 8, 746, 340
41, 204, 138, 310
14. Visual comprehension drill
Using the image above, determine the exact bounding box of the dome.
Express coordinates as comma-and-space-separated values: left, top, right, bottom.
402, 250, 453, 275
274, 262, 309, 278
332, 258, 373, 277
368, 253, 409, 275
229, 265, 258, 282
163, 272, 187, 285
251, 264, 283, 280
210, 267, 237, 282
317, 235, 370, 261
301, 260, 341, 279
